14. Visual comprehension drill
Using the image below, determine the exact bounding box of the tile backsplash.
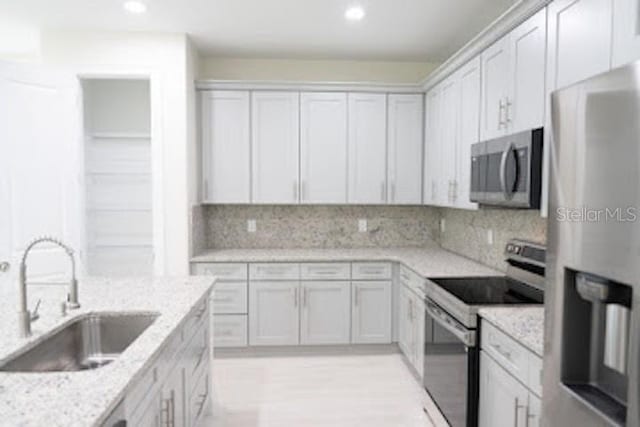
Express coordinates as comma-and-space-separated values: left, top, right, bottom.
194, 204, 547, 272
199, 205, 440, 249
438, 207, 547, 271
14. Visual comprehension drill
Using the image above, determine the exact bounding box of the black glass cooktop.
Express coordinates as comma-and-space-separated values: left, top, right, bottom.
429, 276, 543, 305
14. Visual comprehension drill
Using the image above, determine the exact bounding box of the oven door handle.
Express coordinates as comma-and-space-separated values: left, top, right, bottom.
499, 142, 517, 200
425, 300, 476, 347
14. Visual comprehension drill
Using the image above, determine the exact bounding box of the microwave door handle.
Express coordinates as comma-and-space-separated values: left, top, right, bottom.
499, 142, 515, 199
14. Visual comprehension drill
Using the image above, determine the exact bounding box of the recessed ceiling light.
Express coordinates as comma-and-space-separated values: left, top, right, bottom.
123, 1, 147, 14
345, 6, 365, 21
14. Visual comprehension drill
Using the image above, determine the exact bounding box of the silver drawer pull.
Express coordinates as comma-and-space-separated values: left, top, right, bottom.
490, 342, 513, 361
217, 329, 234, 337
213, 297, 233, 303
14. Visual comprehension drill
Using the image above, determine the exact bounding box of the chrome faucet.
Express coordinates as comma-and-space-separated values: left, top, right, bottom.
18, 236, 80, 337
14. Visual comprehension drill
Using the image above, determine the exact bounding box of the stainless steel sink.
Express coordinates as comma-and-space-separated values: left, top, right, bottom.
0, 312, 159, 372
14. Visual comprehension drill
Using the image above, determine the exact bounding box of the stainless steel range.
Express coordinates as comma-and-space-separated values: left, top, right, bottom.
422, 239, 545, 427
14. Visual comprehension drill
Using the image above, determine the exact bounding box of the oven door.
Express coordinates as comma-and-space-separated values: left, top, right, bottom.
423, 299, 479, 427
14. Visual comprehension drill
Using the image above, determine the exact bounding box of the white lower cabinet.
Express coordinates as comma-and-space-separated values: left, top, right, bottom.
126, 299, 211, 427
351, 281, 392, 344
249, 281, 300, 346
479, 320, 543, 427
398, 283, 425, 378
300, 281, 351, 345
213, 315, 248, 348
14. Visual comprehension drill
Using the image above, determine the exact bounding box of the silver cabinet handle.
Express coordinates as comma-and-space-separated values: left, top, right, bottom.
0, 261, 9, 272
525, 405, 536, 427
505, 97, 513, 124
514, 397, 525, 426
498, 99, 506, 128
408, 299, 414, 321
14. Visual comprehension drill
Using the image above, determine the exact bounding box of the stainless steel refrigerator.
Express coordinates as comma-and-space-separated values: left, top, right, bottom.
545, 62, 640, 426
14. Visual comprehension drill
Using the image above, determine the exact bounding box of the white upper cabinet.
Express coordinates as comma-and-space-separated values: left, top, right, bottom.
201, 90, 251, 203
480, 36, 510, 141
481, 9, 547, 140
423, 88, 442, 205
251, 92, 300, 204
547, 0, 612, 91
613, 0, 640, 67
387, 94, 424, 205
300, 92, 348, 204
456, 57, 481, 210
508, 8, 547, 133
347, 93, 388, 204
438, 76, 460, 206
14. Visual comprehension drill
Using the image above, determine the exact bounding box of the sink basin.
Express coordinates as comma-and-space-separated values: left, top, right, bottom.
0, 312, 159, 372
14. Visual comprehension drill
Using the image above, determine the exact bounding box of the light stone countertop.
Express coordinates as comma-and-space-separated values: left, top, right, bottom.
191, 245, 501, 278
0, 276, 214, 427
478, 306, 545, 356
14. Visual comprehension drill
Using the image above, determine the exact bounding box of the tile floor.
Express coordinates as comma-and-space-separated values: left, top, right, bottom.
206, 350, 436, 427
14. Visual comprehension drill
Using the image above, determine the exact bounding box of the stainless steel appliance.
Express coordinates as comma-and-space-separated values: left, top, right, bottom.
545, 61, 640, 426
422, 239, 545, 427
470, 128, 543, 208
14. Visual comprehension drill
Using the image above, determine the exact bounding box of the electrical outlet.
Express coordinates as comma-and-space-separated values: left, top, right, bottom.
247, 219, 257, 233
440, 218, 446, 234
487, 229, 494, 245
358, 219, 367, 233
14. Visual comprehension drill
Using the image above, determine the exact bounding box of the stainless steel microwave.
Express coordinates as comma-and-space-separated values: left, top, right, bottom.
470, 128, 543, 208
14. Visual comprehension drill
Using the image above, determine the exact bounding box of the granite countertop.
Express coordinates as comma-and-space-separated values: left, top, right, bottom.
0, 276, 214, 427
478, 306, 544, 356
190, 245, 501, 278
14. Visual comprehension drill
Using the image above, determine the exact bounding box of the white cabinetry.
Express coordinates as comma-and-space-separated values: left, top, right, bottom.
613, 0, 640, 66
479, 320, 543, 427
397, 269, 426, 379
481, 9, 547, 140
348, 93, 388, 204
300, 281, 351, 345
300, 92, 348, 204
249, 281, 300, 346
423, 88, 441, 204
351, 281, 392, 344
387, 94, 423, 204
251, 92, 300, 204
438, 76, 460, 207
201, 90, 251, 203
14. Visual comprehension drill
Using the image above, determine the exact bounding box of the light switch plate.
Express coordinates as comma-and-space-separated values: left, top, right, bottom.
247, 219, 257, 233
358, 219, 367, 233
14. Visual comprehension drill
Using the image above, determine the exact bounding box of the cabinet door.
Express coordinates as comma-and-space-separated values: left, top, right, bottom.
612, 0, 640, 66
412, 295, 425, 379
527, 393, 541, 427
547, 0, 612, 91
300, 92, 348, 203
479, 351, 529, 427
251, 92, 300, 204
508, 8, 547, 133
439, 76, 459, 206
397, 285, 413, 358
387, 94, 423, 204
300, 281, 351, 345
201, 91, 250, 203
347, 93, 388, 204
130, 391, 162, 427
249, 281, 300, 346
351, 281, 392, 344
161, 365, 186, 427
456, 57, 481, 210
423, 88, 441, 205
480, 36, 510, 141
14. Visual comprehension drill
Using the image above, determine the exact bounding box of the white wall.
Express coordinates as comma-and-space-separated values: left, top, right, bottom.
199, 57, 438, 83
40, 30, 196, 276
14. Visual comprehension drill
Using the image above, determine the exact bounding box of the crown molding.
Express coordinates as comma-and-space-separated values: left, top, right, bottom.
195, 79, 424, 93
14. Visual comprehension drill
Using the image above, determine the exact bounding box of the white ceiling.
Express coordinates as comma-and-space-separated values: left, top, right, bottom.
0, 0, 516, 61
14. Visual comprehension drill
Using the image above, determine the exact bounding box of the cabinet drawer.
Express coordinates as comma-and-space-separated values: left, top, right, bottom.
352, 262, 392, 280
527, 351, 543, 397
211, 282, 247, 314
213, 315, 248, 347
300, 263, 350, 280
192, 262, 247, 280
399, 265, 424, 292
250, 263, 300, 280
481, 320, 529, 385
